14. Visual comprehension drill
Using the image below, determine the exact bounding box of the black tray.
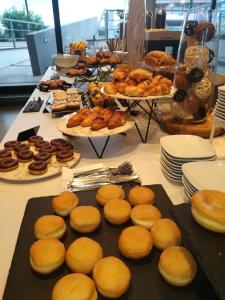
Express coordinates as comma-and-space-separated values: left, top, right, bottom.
172, 203, 225, 300
3, 184, 217, 300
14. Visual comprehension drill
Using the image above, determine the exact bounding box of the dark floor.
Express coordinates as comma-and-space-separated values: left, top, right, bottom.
0, 102, 24, 142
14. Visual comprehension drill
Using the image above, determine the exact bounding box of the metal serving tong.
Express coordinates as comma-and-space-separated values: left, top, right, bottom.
67, 161, 140, 191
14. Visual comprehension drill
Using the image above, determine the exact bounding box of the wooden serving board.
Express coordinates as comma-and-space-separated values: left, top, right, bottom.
160, 114, 224, 138
3, 184, 217, 300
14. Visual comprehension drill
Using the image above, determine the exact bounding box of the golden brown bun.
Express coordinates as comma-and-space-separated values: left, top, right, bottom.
151, 218, 182, 250
52, 191, 79, 217
129, 69, 153, 82
66, 237, 103, 274
52, 273, 97, 300
70, 206, 101, 233
104, 199, 131, 225
118, 225, 153, 259
130, 204, 161, 229
93, 256, 131, 298
191, 190, 225, 233
96, 184, 125, 206
30, 238, 65, 274
34, 215, 66, 240
128, 186, 155, 206
159, 246, 197, 286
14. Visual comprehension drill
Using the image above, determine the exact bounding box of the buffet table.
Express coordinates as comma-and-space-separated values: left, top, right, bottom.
1, 67, 225, 299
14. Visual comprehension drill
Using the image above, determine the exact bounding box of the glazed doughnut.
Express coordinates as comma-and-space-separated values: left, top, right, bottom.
4, 140, 20, 151
191, 190, 225, 233
128, 186, 155, 206
34, 152, 52, 164
159, 246, 197, 286
56, 150, 74, 163
0, 158, 19, 172
14, 143, 30, 153
17, 150, 34, 162
39, 145, 57, 155
52, 191, 79, 216
56, 143, 74, 151
118, 225, 153, 259
50, 138, 67, 147
28, 160, 48, 175
194, 22, 215, 42
52, 273, 97, 300
0, 150, 12, 161
151, 218, 182, 250
28, 135, 43, 146
34, 140, 49, 150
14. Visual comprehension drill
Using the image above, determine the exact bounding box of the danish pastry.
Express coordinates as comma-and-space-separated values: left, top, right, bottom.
194, 77, 212, 100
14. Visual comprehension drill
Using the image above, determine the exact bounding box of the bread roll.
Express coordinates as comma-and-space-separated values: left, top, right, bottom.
52, 273, 97, 300
96, 184, 125, 206
130, 204, 161, 229
128, 186, 155, 206
159, 246, 197, 286
52, 191, 79, 216
34, 215, 66, 240
66, 237, 103, 274
118, 225, 153, 259
30, 238, 65, 274
70, 206, 101, 233
151, 218, 181, 250
93, 256, 131, 298
104, 199, 131, 225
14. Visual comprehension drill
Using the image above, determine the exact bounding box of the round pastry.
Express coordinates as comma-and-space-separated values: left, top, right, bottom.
93, 256, 131, 298
28, 160, 48, 175
174, 73, 190, 90
188, 67, 204, 83
182, 96, 199, 115
70, 206, 101, 233
130, 204, 162, 229
184, 45, 209, 69
17, 150, 34, 162
56, 150, 74, 163
159, 246, 197, 286
184, 20, 198, 36
34, 215, 66, 239
56, 142, 74, 151
103, 199, 131, 225
96, 184, 125, 206
52, 273, 97, 300
52, 191, 79, 217
0, 158, 19, 172
39, 145, 57, 155
194, 22, 216, 42
50, 138, 67, 147
28, 135, 43, 146
29, 238, 65, 274
66, 237, 103, 274
4, 140, 20, 151
151, 218, 182, 250
173, 89, 187, 103
14, 143, 30, 153
193, 106, 207, 120
118, 225, 153, 259
34, 140, 49, 150
191, 190, 225, 233
128, 186, 155, 206
194, 77, 212, 100
34, 152, 52, 164
0, 150, 12, 161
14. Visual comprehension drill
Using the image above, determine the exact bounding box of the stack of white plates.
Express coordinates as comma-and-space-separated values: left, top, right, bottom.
182, 161, 225, 201
160, 135, 216, 183
214, 86, 225, 124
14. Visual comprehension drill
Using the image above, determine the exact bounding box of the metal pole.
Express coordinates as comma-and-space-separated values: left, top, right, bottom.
24, 0, 30, 20
52, 0, 63, 54
10, 20, 16, 49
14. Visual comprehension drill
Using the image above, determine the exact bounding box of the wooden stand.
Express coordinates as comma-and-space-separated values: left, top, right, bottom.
160, 114, 224, 138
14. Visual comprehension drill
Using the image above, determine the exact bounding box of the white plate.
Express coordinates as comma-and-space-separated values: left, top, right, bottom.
182, 176, 197, 194
182, 175, 198, 193
182, 160, 225, 192
214, 115, 225, 125
161, 163, 182, 180
160, 159, 183, 176
160, 135, 216, 159
215, 104, 225, 113
215, 110, 225, 119
183, 186, 192, 201
0, 149, 80, 182
101, 86, 175, 101
218, 86, 225, 93
160, 155, 182, 172
161, 167, 182, 184
57, 113, 135, 138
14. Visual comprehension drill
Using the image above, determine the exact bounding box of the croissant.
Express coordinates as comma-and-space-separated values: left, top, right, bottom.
91, 117, 108, 131
104, 83, 117, 95
129, 69, 153, 82
115, 82, 127, 94
113, 70, 127, 81
100, 108, 113, 121
66, 114, 83, 128
124, 86, 144, 97
108, 112, 126, 129
81, 113, 98, 127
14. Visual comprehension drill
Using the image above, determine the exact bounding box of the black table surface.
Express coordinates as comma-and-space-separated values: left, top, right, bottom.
3, 184, 218, 300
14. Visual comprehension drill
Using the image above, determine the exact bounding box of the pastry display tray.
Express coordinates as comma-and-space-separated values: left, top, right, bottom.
3, 184, 217, 300
172, 203, 225, 300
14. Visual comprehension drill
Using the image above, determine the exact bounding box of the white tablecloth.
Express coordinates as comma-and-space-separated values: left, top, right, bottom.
0, 67, 225, 299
